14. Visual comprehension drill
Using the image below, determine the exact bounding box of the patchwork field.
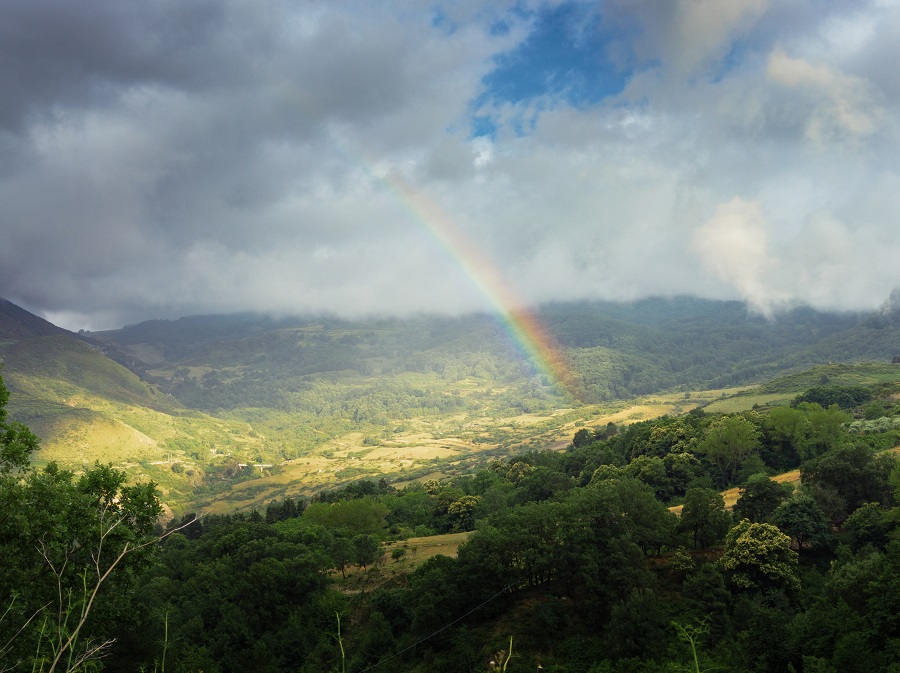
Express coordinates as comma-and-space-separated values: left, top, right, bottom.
197, 394, 707, 513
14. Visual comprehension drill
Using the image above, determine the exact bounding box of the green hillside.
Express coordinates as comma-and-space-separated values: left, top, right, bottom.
6, 360, 899, 673
1, 335, 173, 409
3, 295, 900, 514
5, 299, 900, 671
703, 362, 900, 413
0, 322, 272, 507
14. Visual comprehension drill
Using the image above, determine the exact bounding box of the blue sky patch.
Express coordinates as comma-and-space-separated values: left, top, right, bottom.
474, 1, 628, 125
470, 115, 498, 139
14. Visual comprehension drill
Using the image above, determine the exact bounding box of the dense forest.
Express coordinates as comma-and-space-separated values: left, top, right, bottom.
3, 370, 900, 672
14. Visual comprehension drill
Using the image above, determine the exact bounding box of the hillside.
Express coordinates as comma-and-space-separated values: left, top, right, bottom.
0, 301, 269, 506
3, 295, 900, 513
91, 297, 900, 410
6, 334, 900, 673
0, 297, 70, 339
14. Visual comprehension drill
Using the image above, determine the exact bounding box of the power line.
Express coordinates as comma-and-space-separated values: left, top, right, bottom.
358, 586, 510, 673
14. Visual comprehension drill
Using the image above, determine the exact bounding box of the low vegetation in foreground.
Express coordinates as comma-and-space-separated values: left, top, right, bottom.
3, 370, 900, 672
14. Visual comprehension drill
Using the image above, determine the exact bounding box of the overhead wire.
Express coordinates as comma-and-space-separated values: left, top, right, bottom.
357, 585, 510, 672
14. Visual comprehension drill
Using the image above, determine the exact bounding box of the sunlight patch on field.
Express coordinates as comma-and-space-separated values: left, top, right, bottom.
384, 532, 472, 564
704, 394, 795, 413
37, 415, 165, 466
670, 469, 803, 516
192, 396, 714, 513
592, 401, 689, 426
363, 444, 462, 460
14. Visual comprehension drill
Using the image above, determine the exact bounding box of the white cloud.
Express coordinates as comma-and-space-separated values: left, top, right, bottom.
691, 197, 782, 316
609, 0, 768, 75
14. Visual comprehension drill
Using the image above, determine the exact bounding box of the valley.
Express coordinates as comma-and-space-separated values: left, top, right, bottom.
2, 295, 900, 516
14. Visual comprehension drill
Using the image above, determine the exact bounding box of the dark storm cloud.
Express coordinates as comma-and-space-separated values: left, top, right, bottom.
0, 1, 228, 130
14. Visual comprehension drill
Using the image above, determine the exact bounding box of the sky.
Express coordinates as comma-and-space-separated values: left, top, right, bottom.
1, 0, 899, 331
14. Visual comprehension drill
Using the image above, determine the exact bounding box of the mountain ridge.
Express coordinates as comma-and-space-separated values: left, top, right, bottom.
0, 297, 72, 340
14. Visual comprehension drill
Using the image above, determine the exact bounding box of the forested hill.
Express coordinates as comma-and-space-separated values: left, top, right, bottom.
88, 296, 900, 408
4, 362, 900, 672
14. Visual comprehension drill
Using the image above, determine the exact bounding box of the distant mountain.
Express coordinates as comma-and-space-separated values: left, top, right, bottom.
876, 287, 900, 327
85, 295, 900, 412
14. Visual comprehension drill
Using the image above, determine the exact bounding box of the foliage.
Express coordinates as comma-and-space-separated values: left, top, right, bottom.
0, 372, 163, 671
771, 494, 831, 551
720, 519, 800, 592
840, 502, 893, 551
302, 498, 389, 536
697, 415, 761, 487
5, 297, 900, 670
0, 396, 890, 672
801, 444, 895, 522
792, 386, 873, 410
734, 474, 791, 523
678, 487, 732, 549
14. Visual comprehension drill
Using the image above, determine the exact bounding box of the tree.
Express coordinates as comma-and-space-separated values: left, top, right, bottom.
612, 477, 677, 555
801, 403, 852, 460
0, 373, 39, 474
352, 534, 382, 570
841, 502, 891, 551
604, 589, 670, 660
303, 498, 389, 536
719, 519, 799, 592
329, 537, 356, 579
698, 415, 761, 487
447, 495, 481, 531
682, 565, 730, 629
762, 406, 808, 469
734, 474, 790, 523
0, 372, 163, 670
572, 428, 593, 448
771, 494, 830, 551
622, 455, 671, 500
801, 444, 895, 521
678, 487, 732, 549
514, 467, 574, 504
663, 451, 700, 499
792, 386, 871, 410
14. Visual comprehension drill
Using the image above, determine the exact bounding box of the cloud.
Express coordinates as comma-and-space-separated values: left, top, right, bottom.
608, 0, 768, 75
691, 197, 782, 316
767, 47, 883, 144
1, 0, 899, 330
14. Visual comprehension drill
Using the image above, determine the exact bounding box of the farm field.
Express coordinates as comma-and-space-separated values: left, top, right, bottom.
197, 395, 705, 513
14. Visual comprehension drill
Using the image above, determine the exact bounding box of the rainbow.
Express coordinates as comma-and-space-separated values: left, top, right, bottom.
324, 129, 578, 399
381, 171, 578, 399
